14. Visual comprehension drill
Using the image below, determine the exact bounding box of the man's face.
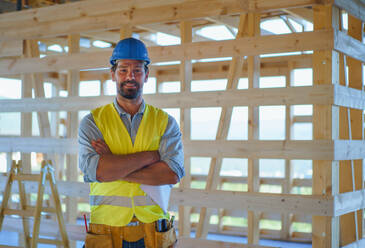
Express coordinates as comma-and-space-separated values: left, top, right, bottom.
111, 59, 149, 100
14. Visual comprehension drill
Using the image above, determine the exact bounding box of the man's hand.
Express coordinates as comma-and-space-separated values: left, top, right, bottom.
91, 139, 112, 155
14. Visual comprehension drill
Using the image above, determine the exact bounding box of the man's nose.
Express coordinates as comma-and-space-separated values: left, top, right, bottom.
126, 70, 135, 80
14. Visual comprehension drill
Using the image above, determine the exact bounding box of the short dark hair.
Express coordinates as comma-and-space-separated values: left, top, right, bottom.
111, 60, 149, 73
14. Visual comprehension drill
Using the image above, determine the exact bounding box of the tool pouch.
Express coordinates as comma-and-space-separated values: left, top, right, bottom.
85, 232, 113, 248
154, 226, 177, 248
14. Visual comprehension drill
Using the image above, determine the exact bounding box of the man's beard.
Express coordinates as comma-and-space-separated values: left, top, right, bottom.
118, 80, 142, 99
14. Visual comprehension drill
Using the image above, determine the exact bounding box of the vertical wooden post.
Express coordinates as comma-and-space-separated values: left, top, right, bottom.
312, 4, 340, 248
120, 24, 133, 39
281, 61, 295, 240
195, 13, 247, 239
65, 34, 80, 248
21, 40, 32, 174
339, 14, 363, 246
247, 12, 261, 245
19, 40, 33, 246
178, 20, 192, 237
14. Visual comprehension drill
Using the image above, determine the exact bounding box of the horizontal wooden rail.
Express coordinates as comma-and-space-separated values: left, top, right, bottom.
0, 40, 22, 57
0, 137, 364, 160
0, 30, 333, 75
334, 189, 365, 216
0, 85, 333, 112
1, 84, 365, 113
178, 238, 276, 248
0, 0, 326, 41
171, 188, 333, 216
334, 29, 365, 63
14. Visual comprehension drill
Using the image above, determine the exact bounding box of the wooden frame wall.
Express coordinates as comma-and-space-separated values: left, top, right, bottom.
0, 0, 364, 247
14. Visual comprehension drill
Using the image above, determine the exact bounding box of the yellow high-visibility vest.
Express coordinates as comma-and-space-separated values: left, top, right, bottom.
90, 103, 169, 226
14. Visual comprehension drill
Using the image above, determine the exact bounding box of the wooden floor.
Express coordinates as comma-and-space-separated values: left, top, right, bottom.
0, 230, 312, 248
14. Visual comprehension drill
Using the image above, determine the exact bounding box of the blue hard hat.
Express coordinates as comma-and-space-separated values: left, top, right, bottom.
110, 38, 150, 66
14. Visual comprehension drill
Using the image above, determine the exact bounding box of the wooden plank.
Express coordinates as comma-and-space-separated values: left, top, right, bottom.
333, 0, 365, 22
0, 40, 22, 57
65, 35, 80, 239
312, 4, 340, 248
177, 238, 276, 248
0, 137, 78, 154
334, 29, 365, 63
339, 14, 364, 246
292, 116, 312, 123
171, 189, 333, 216
334, 84, 365, 110
0, 30, 333, 75
0, 85, 334, 112
195, 13, 246, 239
178, 20, 192, 238
334, 189, 365, 217
1, 173, 313, 196
13, 174, 41, 181
1, 137, 363, 160
246, 12, 261, 245
184, 140, 334, 160
334, 140, 365, 160
0, 0, 326, 41
342, 238, 365, 248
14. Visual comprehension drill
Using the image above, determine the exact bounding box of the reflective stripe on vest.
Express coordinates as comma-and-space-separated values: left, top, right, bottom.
90, 195, 156, 207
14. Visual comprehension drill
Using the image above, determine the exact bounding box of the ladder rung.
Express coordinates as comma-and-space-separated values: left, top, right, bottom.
27, 206, 56, 213
12, 174, 41, 181
0, 245, 23, 248
37, 238, 64, 245
4, 208, 34, 217
4, 206, 56, 217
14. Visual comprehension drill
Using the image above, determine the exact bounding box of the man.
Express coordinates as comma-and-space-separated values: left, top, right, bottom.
78, 37, 184, 248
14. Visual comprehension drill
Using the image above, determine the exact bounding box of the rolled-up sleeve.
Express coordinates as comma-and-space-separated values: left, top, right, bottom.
159, 115, 185, 181
78, 113, 103, 183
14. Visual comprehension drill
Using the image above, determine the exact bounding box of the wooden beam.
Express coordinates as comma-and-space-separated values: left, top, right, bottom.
4, 175, 365, 219
177, 238, 276, 248
65, 34, 80, 238
171, 189, 333, 216
334, 84, 365, 110
339, 13, 364, 246
333, 0, 365, 22
341, 239, 365, 248
0, 85, 334, 112
283, 7, 313, 23
195, 13, 246, 239
0, 0, 327, 41
312, 4, 340, 247
334, 29, 365, 63
178, 20, 192, 238
335, 189, 365, 217
1, 137, 363, 160
0, 30, 332, 75
0, 40, 22, 57
0, 137, 78, 154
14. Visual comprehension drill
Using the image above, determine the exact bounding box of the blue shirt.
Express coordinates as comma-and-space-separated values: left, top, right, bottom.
78, 98, 185, 183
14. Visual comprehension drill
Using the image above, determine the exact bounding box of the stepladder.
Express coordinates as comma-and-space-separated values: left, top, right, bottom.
0, 160, 69, 248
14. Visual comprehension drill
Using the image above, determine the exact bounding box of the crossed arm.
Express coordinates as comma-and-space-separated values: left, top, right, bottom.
92, 139, 179, 185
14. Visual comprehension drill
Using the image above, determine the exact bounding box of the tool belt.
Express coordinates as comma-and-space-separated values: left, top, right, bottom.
85, 217, 177, 248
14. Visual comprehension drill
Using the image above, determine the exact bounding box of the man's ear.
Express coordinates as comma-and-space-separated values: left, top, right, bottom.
144, 70, 149, 83
111, 69, 116, 82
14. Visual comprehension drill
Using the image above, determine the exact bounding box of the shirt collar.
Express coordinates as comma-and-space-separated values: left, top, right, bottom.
113, 98, 145, 116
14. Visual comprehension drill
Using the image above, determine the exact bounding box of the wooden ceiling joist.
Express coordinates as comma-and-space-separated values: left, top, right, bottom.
0, 0, 328, 41
0, 30, 332, 75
